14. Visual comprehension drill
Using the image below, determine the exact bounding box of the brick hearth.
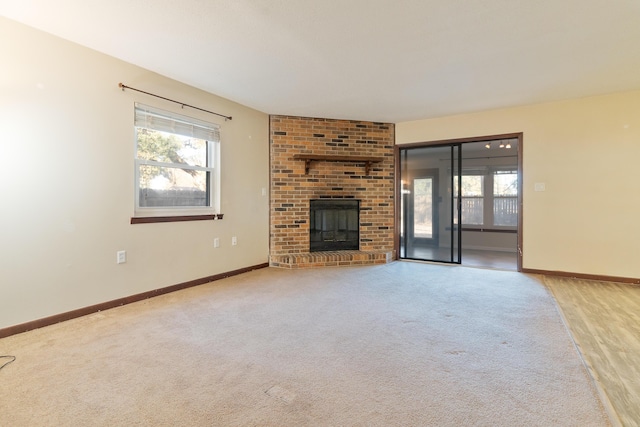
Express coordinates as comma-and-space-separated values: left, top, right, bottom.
269, 115, 395, 268
270, 250, 394, 269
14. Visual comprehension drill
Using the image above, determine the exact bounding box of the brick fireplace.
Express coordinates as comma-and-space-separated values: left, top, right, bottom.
269, 115, 395, 268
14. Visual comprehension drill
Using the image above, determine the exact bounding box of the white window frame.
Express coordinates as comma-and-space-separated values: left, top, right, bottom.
456, 166, 517, 230
133, 103, 221, 218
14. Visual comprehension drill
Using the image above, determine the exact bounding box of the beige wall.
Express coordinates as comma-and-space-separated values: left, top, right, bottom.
0, 17, 270, 329
397, 91, 640, 278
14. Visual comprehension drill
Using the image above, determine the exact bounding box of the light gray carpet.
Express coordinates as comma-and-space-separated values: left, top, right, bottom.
0, 262, 609, 426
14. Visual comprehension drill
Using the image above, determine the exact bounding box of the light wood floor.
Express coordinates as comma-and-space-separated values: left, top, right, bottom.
544, 276, 640, 427
461, 249, 517, 270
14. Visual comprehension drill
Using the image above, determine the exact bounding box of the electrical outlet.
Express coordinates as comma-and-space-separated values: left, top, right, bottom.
261, 187, 267, 196
116, 250, 126, 264
213, 238, 220, 248
232, 236, 237, 246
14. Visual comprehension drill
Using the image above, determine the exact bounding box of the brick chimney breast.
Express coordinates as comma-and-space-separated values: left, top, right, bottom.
269, 115, 395, 268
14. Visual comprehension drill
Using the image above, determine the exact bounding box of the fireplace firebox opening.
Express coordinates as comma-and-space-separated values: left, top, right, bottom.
309, 199, 359, 252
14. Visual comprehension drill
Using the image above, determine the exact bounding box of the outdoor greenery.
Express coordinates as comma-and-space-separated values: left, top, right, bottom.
136, 128, 206, 190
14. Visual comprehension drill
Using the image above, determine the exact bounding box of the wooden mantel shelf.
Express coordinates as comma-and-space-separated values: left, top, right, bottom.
293, 154, 384, 175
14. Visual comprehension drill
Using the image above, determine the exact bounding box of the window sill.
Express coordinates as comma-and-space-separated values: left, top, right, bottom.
131, 214, 222, 224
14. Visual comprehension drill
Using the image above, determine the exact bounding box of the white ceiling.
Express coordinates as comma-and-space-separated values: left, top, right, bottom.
2, 0, 640, 123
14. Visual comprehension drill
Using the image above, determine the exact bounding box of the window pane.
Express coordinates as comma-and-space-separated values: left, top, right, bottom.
461, 198, 483, 225
454, 175, 484, 196
454, 197, 484, 225
462, 175, 483, 196
494, 198, 518, 226
136, 129, 208, 168
494, 172, 517, 196
138, 164, 208, 207
493, 171, 517, 226
455, 175, 483, 225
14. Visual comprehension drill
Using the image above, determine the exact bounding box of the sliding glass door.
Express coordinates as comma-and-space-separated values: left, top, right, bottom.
400, 144, 461, 263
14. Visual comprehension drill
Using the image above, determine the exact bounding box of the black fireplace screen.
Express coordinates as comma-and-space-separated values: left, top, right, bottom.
309, 199, 359, 252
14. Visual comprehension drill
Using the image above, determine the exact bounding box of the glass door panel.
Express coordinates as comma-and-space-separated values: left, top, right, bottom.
413, 177, 433, 239
400, 144, 461, 263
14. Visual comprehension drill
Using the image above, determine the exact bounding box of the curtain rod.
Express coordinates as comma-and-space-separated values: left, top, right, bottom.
118, 83, 232, 121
